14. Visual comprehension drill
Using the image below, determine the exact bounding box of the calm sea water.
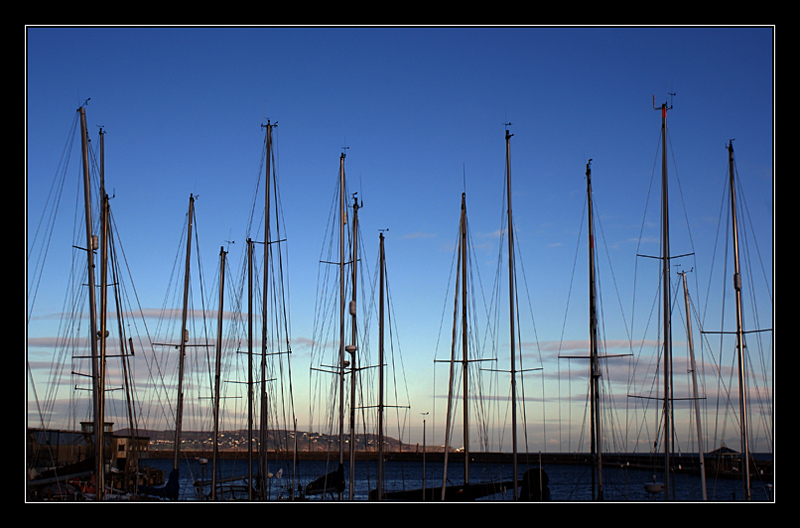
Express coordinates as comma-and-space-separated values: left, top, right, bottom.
140, 455, 773, 502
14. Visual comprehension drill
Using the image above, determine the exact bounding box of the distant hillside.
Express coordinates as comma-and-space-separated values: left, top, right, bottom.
116, 428, 445, 453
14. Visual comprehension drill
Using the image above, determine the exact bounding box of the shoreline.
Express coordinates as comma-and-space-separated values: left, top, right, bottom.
143, 449, 772, 480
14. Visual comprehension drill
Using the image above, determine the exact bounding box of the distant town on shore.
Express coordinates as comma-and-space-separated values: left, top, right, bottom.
118, 428, 442, 454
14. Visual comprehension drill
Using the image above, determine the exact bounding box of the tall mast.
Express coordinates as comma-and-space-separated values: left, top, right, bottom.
174, 194, 195, 479
679, 269, 707, 500
98, 192, 111, 500
655, 96, 673, 500
337, 151, 347, 500
586, 159, 604, 500
377, 232, 386, 500
441, 193, 466, 500
78, 105, 102, 499
211, 246, 227, 500
247, 238, 254, 500
347, 193, 360, 500
98, 129, 108, 433
258, 120, 276, 500
460, 188, 469, 486
727, 140, 751, 500
97, 129, 110, 501
100, 127, 130, 497
505, 126, 518, 498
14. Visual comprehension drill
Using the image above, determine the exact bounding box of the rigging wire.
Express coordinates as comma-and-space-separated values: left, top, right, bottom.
27, 112, 81, 323
698, 149, 773, 456
556, 189, 587, 453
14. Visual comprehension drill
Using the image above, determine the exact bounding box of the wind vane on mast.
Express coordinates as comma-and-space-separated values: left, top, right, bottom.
653, 92, 675, 111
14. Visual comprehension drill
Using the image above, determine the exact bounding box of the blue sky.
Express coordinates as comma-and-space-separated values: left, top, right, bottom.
26, 26, 774, 454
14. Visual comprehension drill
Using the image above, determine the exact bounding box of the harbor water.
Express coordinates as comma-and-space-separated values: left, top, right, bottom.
139, 455, 773, 502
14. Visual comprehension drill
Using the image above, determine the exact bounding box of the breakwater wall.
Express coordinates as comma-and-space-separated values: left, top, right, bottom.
145, 450, 771, 480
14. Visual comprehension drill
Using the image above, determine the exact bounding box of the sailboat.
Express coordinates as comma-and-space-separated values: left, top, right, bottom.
207, 246, 228, 500
485, 125, 547, 501
379, 127, 549, 501
27, 104, 107, 500
27, 103, 164, 500
677, 267, 707, 500
630, 95, 711, 500
656, 97, 675, 501
700, 140, 773, 500
557, 159, 632, 500
630, 97, 681, 500
584, 159, 605, 501
139, 193, 198, 501
626, 96, 774, 502
199, 118, 298, 501
724, 140, 754, 500
306, 151, 358, 500
376, 191, 500, 502
247, 119, 299, 500
147, 120, 297, 502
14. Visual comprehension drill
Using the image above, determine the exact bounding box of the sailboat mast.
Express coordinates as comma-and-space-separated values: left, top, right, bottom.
99, 131, 109, 443
586, 159, 604, 500
656, 98, 673, 500
461, 188, 470, 486
247, 238, 254, 500
505, 127, 518, 499
174, 194, 195, 477
97, 192, 110, 500
211, 246, 227, 500
348, 194, 360, 500
78, 106, 103, 499
97, 130, 111, 501
259, 121, 274, 500
441, 193, 465, 500
679, 269, 707, 500
727, 140, 751, 500
338, 151, 347, 499
377, 232, 386, 500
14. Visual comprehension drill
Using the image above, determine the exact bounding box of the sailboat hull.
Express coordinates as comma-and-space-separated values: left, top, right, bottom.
371, 467, 550, 501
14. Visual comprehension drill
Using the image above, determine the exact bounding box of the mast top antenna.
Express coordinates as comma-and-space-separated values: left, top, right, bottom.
653, 93, 675, 110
